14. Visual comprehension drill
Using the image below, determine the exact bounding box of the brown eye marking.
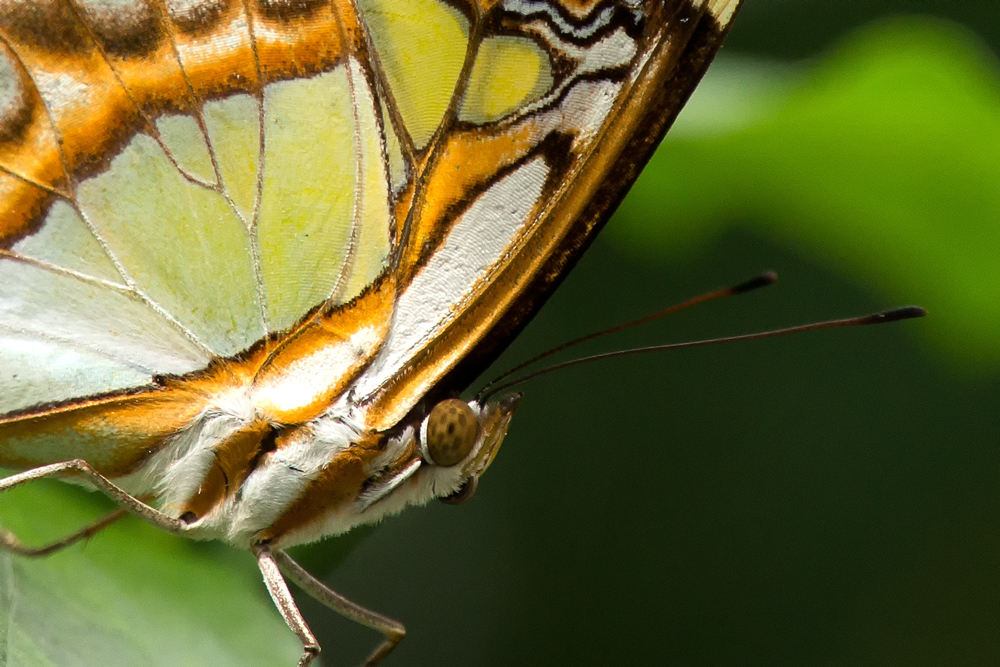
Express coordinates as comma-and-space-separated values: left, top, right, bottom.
422, 398, 479, 467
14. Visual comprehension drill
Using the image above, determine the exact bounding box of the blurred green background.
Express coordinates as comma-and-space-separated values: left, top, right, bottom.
1, 1, 998, 666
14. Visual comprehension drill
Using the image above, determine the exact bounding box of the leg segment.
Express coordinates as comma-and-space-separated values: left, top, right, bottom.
274, 549, 406, 666
0, 508, 128, 557
0, 460, 185, 535
254, 544, 321, 667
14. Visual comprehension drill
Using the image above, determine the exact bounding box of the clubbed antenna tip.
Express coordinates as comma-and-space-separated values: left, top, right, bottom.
858, 306, 928, 325
731, 271, 778, 295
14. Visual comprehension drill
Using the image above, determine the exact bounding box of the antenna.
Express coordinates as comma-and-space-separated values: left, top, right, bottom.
477, 296, 926, 403
476, 271, 778, 402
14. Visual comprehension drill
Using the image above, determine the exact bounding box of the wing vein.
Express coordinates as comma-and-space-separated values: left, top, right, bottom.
156, 0, 269, 336
0, 321, 158, 376
67, 0, 222, 191
63, 201, 218, 358
346, 0, 416, 166
0, 33, 75, 201
326, 9, 365, 304
240, 0, 271, 334
0, 34, 145, 295
0, 246, 214, 363
0, 163, 69, 201
0, 248, 129, 290
391, 17, 485, 275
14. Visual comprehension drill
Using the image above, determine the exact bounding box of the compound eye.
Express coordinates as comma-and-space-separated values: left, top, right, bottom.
422, 398, 480, 467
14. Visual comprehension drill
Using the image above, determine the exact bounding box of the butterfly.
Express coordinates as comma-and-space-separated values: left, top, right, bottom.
0, 0, 743, 663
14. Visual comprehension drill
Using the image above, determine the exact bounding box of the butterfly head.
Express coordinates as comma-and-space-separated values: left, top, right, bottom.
335, 392, 521, 539
417, 392, 521, 504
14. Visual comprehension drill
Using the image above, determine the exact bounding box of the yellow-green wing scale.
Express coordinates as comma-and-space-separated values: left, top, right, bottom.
358, 0, 470, 150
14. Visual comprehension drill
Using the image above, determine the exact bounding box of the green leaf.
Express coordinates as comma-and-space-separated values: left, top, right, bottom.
612, 17, 1000, 368
0, 480, 301, 667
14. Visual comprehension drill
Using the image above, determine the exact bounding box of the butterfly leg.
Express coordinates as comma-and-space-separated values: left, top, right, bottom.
253, 544, 406, 667
0, 507, 128, 557
0, 460, 186, 537
274, 548, 406, 665
254, 543, 321, 667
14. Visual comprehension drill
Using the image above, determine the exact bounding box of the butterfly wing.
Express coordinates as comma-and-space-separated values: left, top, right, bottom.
0, 0, 742, 482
